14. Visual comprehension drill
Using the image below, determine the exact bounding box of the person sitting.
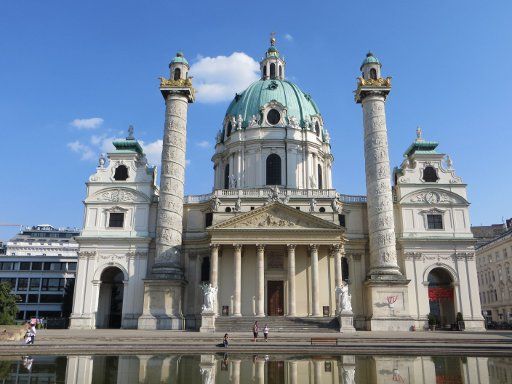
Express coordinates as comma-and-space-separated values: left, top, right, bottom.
223, 333, 229, 347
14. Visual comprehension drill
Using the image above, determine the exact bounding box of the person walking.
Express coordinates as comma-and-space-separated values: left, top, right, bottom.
252, 321, 259, 342
24, 322, 36, 345
263, 324, 269, 342
223, 333, 229, 347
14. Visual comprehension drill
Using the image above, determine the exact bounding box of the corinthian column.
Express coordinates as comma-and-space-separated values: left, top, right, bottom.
310, 244, 321, 316
256, 244, 265, 317
287, 244, 296, 316
233, 244, 242, 316
355, 61, 401, 278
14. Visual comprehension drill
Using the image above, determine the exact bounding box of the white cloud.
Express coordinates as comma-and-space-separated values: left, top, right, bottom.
142, 139, 163, 166
284, 33, 294, 41
70, 117, 104, 130
190, 52, 259, 103
196, 140, 210, 148
67, 140, 95, 160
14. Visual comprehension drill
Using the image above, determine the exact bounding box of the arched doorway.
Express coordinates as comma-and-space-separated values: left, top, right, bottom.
428, 268, 456, 327
96, 267, 124, 329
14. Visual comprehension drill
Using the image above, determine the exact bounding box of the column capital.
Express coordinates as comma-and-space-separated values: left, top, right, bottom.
233, 244, 243, 252
210, 243, 220, 251
309, 244, 319, 252
287, 244, 296, 251
329, 243, 343, 255
256, 244, 266, 252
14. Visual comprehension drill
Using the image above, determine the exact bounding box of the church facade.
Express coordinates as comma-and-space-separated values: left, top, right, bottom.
70, 38, 485, 331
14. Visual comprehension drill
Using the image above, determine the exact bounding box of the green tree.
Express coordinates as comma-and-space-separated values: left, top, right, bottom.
0, 282, 19, 324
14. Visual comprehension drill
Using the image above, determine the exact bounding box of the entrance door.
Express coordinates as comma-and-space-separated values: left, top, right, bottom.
267, 281, 284, 316
97, 267, 124, 329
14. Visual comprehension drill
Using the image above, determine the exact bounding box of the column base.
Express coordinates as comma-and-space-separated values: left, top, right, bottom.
199, 312, 216, 333
69, 314, 95, 329
364, 277, 414, 331
137, 279, 186, 330
338, 311, 356, 333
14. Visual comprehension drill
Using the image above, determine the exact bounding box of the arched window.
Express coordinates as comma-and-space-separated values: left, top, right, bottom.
267, 109, 281, 125
263, 66, 267, 78
342, 258, 349, 282
370, 68, 377, 80
173, 67, 181, 81
201, 257, 210, 283
113, 165, 129, 181
270, 63, 276, 79
266, 154, 282, 185
224, 164, 230, 189
423, 166, 439, 182
315, 122, 320, 136
317, 164, 323, 189
226, 121, 232, 137
279, 65, 283, 78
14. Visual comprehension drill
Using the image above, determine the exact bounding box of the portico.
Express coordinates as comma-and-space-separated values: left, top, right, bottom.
207, 202, 346, 318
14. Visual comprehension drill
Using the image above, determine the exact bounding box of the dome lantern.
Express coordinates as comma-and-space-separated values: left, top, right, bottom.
360, 51, 382, 80
260, 33, 285, 80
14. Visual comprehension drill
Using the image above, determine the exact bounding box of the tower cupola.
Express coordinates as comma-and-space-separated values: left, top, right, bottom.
169, 52, 189, 81
360, 51, 381, 80
260, 33, 285, 80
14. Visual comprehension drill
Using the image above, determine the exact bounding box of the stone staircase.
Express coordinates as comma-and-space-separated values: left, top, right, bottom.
214, 316, 339, 333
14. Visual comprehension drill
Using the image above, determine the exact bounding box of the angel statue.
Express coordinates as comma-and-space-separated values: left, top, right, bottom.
248, 114, 259, 128
201, 283, 218, 313
236, 114, 243, 130
335, 283, 352, 313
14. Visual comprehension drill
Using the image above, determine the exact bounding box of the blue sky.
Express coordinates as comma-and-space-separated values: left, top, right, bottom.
1, 0, 511, 240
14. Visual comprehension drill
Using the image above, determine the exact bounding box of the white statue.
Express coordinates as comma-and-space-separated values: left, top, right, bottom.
249, 114, 259, 128
215, 130, 223, 144
211, 196, 221, 212
324, 129, 330, 143
331, 198, 341, 214
229, 174, 237, 188
231, 116, 237, 131
289, 115, 299, 129
98, 153, 106, 168
201, 283, 218, 313
445, 155, 453, 170
303, 119, 311, 130
236, 114, 243, 130
234, 197, 242, 212
309, 198, 317, 212
336, 283, 352, 313
342, 367, 356, 384
200, 367, 214, 384
127, 124, 134, 139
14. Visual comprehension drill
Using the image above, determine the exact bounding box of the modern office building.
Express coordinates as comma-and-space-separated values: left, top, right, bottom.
0, 224, 79, 320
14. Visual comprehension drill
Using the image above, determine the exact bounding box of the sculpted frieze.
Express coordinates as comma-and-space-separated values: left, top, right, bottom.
94, 188, 148, 203
402, 190, 464, 205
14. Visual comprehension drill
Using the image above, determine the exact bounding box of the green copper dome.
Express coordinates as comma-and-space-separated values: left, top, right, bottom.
225, 79, 320, 126
360, 52, 380, 70
170, 52, 189, 67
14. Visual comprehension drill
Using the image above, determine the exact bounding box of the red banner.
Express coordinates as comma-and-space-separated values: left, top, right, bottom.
428, 287, 454, 301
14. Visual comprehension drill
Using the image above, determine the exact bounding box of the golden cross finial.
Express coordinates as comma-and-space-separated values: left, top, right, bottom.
270, 32, 276, 46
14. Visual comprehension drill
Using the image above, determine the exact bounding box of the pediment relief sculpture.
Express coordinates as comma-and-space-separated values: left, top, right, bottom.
210, 202, 341, 230
400, 189, 468, 205
89, 188, 150, 203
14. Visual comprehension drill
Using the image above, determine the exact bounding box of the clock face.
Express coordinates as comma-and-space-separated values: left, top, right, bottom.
425, 191, 439, 204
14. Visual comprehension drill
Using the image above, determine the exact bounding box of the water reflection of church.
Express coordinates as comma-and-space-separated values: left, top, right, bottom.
63, 354, 493, 384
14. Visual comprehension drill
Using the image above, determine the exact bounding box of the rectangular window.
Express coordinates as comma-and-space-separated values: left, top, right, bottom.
19, 262, 31, 271
39, 294, 63, 304
108, 212, 125, 228
0, 262, 14, 270
42, 278, 63, 291
27, 294, 39, 303
204, 212, 213, 228
43, 262, 51, 271
29, 278, 41, 291
338, 214, 346, 227
31, 262, 42, 271
17, 278, 28, 291
50, 262, 65, 271
427, 214, 443, 229
68, 262, 77, 271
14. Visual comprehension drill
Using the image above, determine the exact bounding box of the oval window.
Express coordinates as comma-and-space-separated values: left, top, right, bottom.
267, 109, 281, 125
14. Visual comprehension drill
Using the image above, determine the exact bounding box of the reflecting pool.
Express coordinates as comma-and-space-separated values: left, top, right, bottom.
0, 354, 510, 383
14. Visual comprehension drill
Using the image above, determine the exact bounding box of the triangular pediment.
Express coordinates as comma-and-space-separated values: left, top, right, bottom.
209, 202, 342, 230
